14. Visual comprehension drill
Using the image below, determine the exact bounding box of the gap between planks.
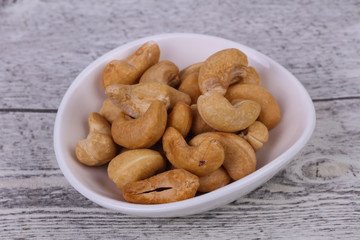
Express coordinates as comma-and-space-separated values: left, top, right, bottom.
312, 96, 360, 102
0, 108, 57, 113
0, 96, 359, 114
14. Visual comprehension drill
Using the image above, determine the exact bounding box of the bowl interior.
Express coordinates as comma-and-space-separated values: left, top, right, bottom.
54, 33, 315, 214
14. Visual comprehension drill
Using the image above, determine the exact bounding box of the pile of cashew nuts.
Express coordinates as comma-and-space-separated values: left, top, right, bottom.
75, 41, 281, 204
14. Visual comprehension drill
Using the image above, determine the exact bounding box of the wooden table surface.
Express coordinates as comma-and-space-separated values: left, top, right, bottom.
1, 0, 359, 239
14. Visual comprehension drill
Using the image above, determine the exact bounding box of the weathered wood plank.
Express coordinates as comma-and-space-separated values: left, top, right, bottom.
1, 0, 360, 239
0, 0, 359, 109
0, 112, 58, 171
0, 99, 359, 239
1, 99, 358, 174
0, 203, 359, 240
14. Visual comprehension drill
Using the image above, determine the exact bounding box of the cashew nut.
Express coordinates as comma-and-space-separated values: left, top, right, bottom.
149, 141, 167, 160
122, 169, 199, 204
99, 98, 123, 124
107, 149, 167, 190
198, 48, 248, 95
235, 66, 261, 85
239, 121, 269, 151
197, 92, 261, 132
111, 101, 167, 149
198, 167, 231, 193
139, 60, 180, 87
106, 82, 190, 118
162, 127, 224, 176
166, 84, 192, 107
75, 113, 117, 166
190, 104, 215, 135
102, 41, 160, 88
105, 82, 169, 118
178, 70, 201, 105
167, 102, 192, 138
179, 62, 203, 82
225, 83, 281, 129
190, 132, 256, 180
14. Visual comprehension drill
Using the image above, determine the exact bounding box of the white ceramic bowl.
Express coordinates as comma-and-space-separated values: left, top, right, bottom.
54, 33, 316, 217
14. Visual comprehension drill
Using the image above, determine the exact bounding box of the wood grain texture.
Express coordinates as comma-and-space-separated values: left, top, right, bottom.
1, 99, 359, 239
1, 0, 360, 239
0, 0, 359, 109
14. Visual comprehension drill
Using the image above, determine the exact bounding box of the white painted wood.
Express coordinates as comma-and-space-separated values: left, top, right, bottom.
0, 0, 360, 239
0, 0, 359, 109
1, 99, 359, 239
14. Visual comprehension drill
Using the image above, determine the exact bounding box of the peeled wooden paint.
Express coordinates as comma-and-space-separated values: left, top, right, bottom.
122, 169, 199, 204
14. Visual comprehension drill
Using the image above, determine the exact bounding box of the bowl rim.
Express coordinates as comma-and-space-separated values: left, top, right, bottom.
53, 33, 316, 217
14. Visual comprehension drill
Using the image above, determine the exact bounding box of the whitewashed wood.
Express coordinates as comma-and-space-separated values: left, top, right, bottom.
1, 99, 359, 239
1, 0, 360, 239
0, 0, 359, 109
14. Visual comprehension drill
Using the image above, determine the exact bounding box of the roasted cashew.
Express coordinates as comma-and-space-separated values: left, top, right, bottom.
198, 167, 231, 193
167, 102, 192, 138
178, 69, 201, 105
102, 41, 160, 88
190, 132, 256, 180
111, 101, 167, 149
198, 48, 248, 95
105, 82, 169, 118
179, 62, 203, 82
122, 169, 199, 204
234, 66, 261, 85
166, 84, 191, 107
225, 83, 281, 129
149, 141, 167, 160
107, 149, 167, 190
99, 98, 123, 124
197, 92, 261, 132
162, 127, 224, 176
239, 121, 269, 151
75, 113, 117, 166
106, 82, 190, 118
139, 60, 180, 87
190, 104, 215, 135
